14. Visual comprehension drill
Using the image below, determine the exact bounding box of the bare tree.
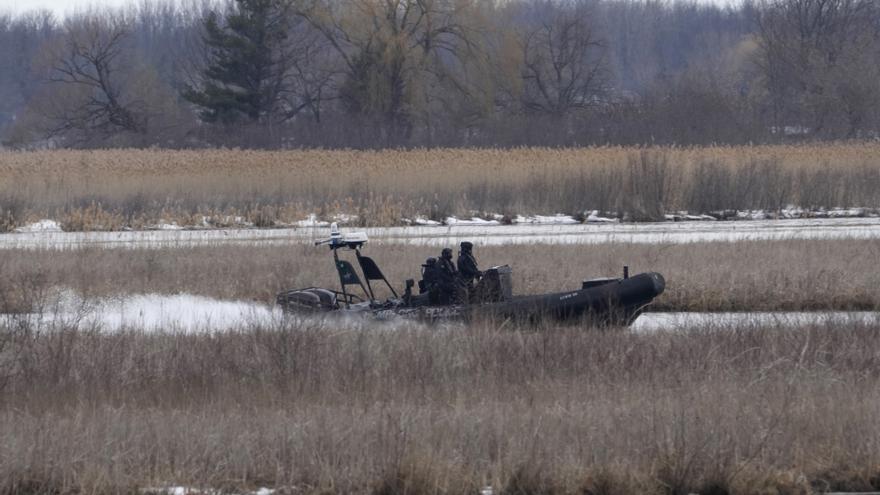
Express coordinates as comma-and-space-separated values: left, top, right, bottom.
756, 0, 880, 138
278, 21, 340, 124
296, 0, 481, 144
519, 0, 609, 117
43, 16, 147, 138
3, 11, 186, 148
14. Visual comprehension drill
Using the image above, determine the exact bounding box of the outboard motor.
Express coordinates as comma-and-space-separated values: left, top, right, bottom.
276, 288, 338, 312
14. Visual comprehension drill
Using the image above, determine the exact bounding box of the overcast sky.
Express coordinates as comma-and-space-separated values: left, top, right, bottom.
2, 0, 128, 17
2, 0, 738, 18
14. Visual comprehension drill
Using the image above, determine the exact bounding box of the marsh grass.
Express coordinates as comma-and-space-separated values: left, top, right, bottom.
2, 239, 879, 312
1, 314, 880, 494
1, 145, 879, 231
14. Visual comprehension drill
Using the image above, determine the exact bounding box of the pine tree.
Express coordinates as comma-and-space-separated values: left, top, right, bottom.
184, 0, 293, 125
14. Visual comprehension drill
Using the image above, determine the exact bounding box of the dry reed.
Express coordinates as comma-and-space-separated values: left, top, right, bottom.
1, 315, 879, 494
1, 145, 879, 231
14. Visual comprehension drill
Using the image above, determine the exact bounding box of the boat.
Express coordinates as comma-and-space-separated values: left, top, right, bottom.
276, 224, 665, 326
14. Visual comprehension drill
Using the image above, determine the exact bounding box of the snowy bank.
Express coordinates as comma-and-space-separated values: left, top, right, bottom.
13, 219, 63, 233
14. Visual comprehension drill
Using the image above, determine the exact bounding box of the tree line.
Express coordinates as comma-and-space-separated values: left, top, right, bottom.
1, 0, 879, 149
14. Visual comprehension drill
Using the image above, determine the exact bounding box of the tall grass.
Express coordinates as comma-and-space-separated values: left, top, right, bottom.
1, 315, 880, 494
1, 145, 879, 230
2, 239, 878, 312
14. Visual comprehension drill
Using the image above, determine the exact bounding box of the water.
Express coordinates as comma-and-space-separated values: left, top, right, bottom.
2, 217, 880, 250
5, 292, 877, 333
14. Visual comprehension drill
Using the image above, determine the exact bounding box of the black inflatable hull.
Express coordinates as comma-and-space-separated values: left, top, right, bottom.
278, 272, 665, 327
483, 272, 665, 325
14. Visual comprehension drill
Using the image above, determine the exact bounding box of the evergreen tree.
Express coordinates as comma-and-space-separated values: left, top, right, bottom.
184, 0, 294, 125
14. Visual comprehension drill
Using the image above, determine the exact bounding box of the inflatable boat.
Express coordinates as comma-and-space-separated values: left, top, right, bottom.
276, 225, 665, 326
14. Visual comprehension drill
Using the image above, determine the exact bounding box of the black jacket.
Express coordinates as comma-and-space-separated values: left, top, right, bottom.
457, 252, 480, 281
420, 263, 439, 293
437, 257, 458, 286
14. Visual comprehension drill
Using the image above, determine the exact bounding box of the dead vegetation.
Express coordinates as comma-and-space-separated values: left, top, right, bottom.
1, 314, 879, 494
1, 145, 879, 231
2, 239, 879, 312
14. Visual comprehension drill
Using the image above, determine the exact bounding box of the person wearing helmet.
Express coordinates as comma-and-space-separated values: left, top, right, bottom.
437, 247, 460, 304
457, 241, 481, 303
457, 241, 482, 284
419, 257, 440, 304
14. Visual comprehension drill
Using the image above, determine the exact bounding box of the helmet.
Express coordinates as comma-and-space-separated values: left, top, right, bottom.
441, 248, 453, 259
423, 257, 437, 267
460, 241, 473, 251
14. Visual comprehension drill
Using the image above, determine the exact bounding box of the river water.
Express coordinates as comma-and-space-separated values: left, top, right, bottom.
6, 293, 877, 333
2, 217, 880, 250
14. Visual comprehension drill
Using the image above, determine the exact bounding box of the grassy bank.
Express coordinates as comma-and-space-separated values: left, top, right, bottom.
2, 145, 880, 231
1, 317, 880, 494
2, 239, 878, 313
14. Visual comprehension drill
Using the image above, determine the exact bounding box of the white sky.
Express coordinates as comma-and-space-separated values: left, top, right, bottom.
2, 0, 737, 18
1, 0, 132, 17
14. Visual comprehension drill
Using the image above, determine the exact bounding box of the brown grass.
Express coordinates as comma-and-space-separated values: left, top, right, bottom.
1, 145, 879, 230
1, 316, 880, 494
3, 239, 879, 312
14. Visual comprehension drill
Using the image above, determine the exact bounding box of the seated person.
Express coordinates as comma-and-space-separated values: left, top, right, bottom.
419, 257, 438, 293
457, 241, 482, 285
436, 247, 462, 304
419, 257, 440, 304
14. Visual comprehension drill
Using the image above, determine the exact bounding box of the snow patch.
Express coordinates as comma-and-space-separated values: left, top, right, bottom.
142, 487, 274, 495
664, 213, 716, 222
727, 207, 876, 221
514, 214, 580, 225
295, 214, 330, 228
410, 216, 442, 226
13, 219, 62, 233
199, 215, 253, 228
444, 216, 501, 226
820, 207, 868, 218
150, 222, 184, 231
586, 211, 619, 223
331, 213, 358, 224
142, 488, 194, 495
737, 210, 767, 220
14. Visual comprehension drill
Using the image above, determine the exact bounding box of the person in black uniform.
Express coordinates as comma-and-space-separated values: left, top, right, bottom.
457, 241, 481, 303
419, 257, 440, 304
436, 247, 460, 304
420, 258, 438, 293
457, 241, 481, 284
